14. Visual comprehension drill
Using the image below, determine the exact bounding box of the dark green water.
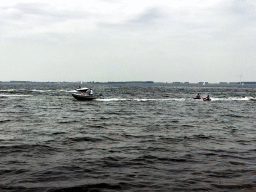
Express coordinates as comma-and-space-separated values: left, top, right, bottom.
0, 83, 256, 191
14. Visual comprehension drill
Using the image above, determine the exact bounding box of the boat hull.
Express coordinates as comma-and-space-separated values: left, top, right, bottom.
203, 98, 211, 101
72, 94, 97, 101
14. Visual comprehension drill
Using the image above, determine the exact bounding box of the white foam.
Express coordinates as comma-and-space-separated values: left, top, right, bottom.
211, 97, 251, 101
0, 94, 33, 97
98, 98, 127, 101
134, 98, 185, 101
0, 89, 15, 92
98, 98, 185, 102
32, 89, 52, 92
67, 90, 78, 93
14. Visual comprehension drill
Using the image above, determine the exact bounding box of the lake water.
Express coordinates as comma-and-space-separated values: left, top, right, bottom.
0, 83, 256, 191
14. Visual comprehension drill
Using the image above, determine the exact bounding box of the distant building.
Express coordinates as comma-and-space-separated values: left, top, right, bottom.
198, 82, 204, 85
106, 81, 154, 84
220, 82, 228, 84
184, 82, 189, 84
243, 82, 256, 84
10, 81, 30, 83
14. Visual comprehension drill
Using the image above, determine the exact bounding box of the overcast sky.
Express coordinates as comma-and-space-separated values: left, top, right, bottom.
1, 0, 255, 83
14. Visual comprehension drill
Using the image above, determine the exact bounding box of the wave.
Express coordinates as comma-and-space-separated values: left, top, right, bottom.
0, 94, 33, 97
0, 89, 15, 92
0, 134, 15, 141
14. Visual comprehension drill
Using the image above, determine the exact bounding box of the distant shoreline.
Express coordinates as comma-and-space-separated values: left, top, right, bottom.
1, 81, 256, 85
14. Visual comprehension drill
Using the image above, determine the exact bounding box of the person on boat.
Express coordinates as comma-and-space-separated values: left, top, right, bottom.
89, 89, 93, 96
196, 93, 201, 98
203, 95, 210, 100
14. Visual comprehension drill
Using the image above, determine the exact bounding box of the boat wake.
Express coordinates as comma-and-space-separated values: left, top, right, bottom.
98, 98, 185, 101
210, 97, 253, 101
99, 97, 254, 102
0, 94, 33, 97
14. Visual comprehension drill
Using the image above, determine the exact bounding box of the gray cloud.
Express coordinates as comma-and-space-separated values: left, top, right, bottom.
129, 7, 164, 24
1, 0, 256, 82
0, 3, 90, 27
13, 3, 49, 16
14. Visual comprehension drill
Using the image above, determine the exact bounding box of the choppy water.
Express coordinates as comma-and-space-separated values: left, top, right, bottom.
0, 83, 256, 192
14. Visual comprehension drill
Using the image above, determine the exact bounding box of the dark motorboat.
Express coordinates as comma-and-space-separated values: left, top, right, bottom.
72, 93, 97, 101
72, 87, 102, 101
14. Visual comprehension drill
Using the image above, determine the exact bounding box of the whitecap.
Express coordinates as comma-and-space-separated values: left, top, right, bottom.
0, 94, 33, 97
